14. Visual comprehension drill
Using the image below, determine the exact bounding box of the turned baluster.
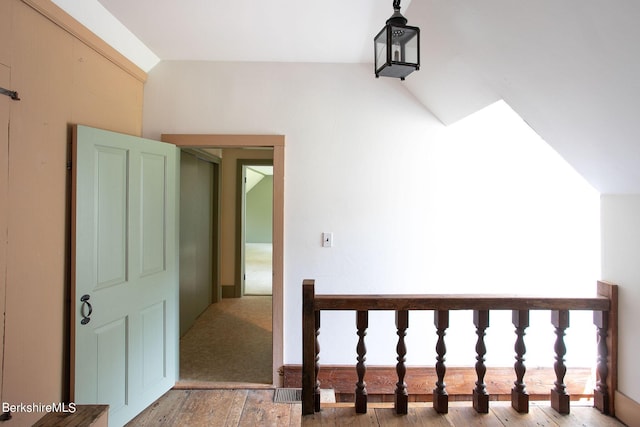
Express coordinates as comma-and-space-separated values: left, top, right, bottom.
433, 310, 449, 414
394, 310, 409, 414
511, 310, 529, 413
551, 310, 570, 414
355, 310, 368, 413
594, 310, 610, 414
473, 310, 490, 413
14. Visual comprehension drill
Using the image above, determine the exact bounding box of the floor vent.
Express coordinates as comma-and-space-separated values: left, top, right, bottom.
273, 388, 302, 403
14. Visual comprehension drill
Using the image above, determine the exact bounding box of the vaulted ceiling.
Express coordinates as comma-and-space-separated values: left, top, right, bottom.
53, 0, 640, 194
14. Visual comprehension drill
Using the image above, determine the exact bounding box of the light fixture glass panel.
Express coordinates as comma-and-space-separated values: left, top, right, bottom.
391, 26, 418, 63
374, 30, 387, 69
402, 32, 418, 64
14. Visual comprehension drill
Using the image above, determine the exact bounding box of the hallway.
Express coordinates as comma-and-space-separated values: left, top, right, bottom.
178, 296, 273, 385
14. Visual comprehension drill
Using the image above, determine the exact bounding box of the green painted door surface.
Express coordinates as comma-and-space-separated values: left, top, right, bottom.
72, 125, 179, 426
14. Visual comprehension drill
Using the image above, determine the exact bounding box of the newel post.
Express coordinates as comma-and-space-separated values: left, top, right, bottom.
595, 281, 618, 416
302, 280, 319, 415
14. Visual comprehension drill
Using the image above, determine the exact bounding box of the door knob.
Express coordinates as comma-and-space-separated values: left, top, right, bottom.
80, 294, 92, 325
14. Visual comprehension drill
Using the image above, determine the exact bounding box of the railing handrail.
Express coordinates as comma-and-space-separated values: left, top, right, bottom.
301, 278, 618, 418
313, 293, 610, 311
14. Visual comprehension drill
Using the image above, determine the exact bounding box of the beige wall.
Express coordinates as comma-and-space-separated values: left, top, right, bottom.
0, 1, 145, 424
219, 148, 273, 292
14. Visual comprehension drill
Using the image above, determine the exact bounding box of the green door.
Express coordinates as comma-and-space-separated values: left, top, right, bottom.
72, 125, 179, 426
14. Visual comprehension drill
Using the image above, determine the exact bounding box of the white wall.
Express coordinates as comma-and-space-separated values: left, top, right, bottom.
601, 195, 640, 403
142, 61, 600, 368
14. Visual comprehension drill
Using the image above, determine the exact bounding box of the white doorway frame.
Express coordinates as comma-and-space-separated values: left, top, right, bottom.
161, 134, 284, 387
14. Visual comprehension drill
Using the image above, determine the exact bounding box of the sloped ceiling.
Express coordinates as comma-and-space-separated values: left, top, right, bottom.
53, 0, 640, 193
406, 0, 640, 194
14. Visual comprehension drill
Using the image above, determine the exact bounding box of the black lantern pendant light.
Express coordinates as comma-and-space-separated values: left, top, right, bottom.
374, 0, 420, 80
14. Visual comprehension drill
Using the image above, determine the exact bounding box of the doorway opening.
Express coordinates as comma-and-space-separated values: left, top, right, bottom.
239, 161, 273, 297
163, 134, 284, 388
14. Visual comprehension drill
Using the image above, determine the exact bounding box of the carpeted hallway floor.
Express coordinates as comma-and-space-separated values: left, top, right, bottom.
179, 296, 272, 385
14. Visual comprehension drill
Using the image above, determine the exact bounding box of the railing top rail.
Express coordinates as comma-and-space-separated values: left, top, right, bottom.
311, 293, 610, 312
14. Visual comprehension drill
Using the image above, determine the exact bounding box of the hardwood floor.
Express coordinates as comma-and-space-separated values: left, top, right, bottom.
127, 389, 300, 426
127, 389, 625, 426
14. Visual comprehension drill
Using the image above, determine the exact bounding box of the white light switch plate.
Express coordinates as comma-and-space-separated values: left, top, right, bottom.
322, 232, 333, 247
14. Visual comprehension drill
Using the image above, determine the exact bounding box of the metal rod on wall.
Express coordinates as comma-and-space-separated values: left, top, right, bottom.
0, 87, 20, 100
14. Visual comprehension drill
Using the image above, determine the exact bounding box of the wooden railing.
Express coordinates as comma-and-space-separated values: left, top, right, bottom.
301, 280, 618, 417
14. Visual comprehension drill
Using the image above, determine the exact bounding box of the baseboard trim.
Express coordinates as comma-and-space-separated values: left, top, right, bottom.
284, 365, 595, 402
221, 286, 237, 299
614, 390, 640, 427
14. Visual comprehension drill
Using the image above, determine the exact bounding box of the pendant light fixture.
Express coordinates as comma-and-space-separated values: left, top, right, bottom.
374, 0, 420, 80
